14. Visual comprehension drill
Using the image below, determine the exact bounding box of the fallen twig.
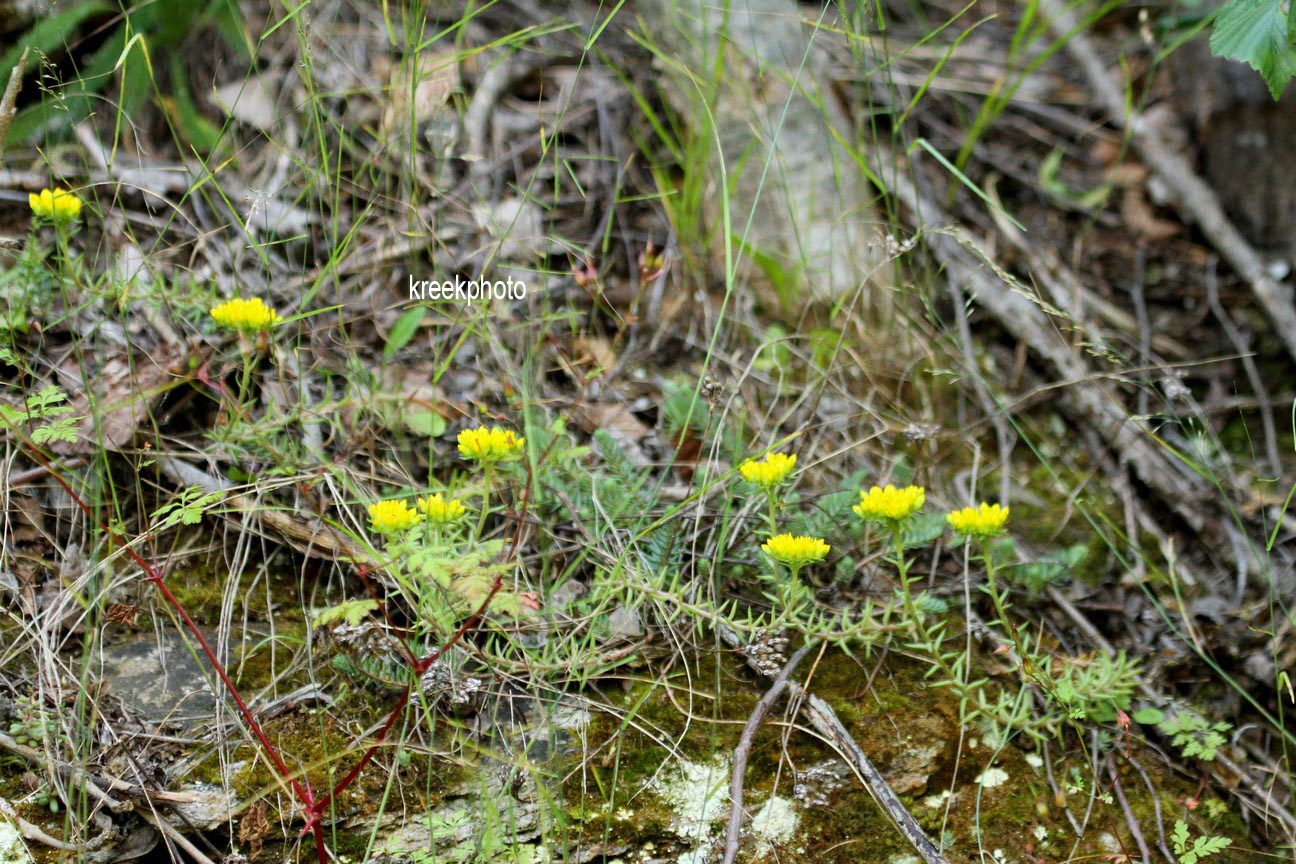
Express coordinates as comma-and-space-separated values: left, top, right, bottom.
1040, 0, 1296, 367
0, 48, 28, 161
136, 805, 220, 864
721, 644, 813, 864
801, 692, 948, 864
1203, 257, 1282, 480
464, 51, 535, 198
1049, 587, 1296, 841
0, 794, 79, 852
156, 455, 373, 564
1126, 755, 1176, 863
879, 143, 1209, 530
716, 627, 949, 864
1106, 753, 1151, 864
0, 730, 132, 813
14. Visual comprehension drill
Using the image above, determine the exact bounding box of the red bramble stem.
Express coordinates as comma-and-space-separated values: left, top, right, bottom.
27, 445, 311, 803
18, 413, 541, 863
311, 568, 505, 817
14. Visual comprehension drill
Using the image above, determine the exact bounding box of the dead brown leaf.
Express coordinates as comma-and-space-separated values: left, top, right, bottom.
573, 336, 617, 375
383, 49, 460, 134
237, 801, 271, 861
1103, 162, 1146, 188
53, 341, 202, 456
670, 427, 703, 484
1120, 186, 1180, 243
573, 401, 652, 466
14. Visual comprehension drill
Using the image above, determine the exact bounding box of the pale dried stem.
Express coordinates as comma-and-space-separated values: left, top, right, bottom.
0, 48, 29, 161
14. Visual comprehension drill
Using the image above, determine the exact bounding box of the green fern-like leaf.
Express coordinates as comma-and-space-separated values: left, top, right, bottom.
31, 418, 78, 445
314, 599, 380, 628
1173, 819, 1232, 864
150, 486, 224, 531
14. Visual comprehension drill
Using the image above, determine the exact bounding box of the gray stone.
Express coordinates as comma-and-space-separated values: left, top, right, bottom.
97, 628, 221, 723
637, 0, 891, 307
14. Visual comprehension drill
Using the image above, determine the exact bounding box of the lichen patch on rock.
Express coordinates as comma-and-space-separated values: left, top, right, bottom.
650, 757, 731, 843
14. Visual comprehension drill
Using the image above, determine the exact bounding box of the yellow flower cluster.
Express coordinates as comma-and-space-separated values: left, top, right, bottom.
739, 452, 797, 489
418, 493, 467, 525
29, 187, 83, 223
761, 534, 830, 569
458, 426, 525, 465
210, 297, 282, 332
947, 502, 1009, 539
853, 484, 926, 523
368, 499, 422, 535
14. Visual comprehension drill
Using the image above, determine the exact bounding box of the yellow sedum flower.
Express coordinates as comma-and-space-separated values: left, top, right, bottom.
853, 484, 926, 523
368, 499, 423, 535
457, 426, 525, 465
739, 452, 797, 489
946, 502, 1009, 540
418, 493, 467, 525
29, 187, 83, 223
210, 297, 282, 332
761, 534, 831, 569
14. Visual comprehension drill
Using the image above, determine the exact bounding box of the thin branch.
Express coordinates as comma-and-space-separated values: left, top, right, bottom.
1203, 256, 1282, 482
0, 730, 130, 813
1041, 0, 1296, 367
136, 806, 220, 864
878, 140, 1210, 532
0, 47, 28, 161
1107, 753, 1151, 864
722, 645, 813, 864
1127, 754, 1176, 863
716, 625, 949, 864
0, 795, 79, 852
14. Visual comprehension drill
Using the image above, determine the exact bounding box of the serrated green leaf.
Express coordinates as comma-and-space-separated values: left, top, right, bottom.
487, 591, 525, 617
453, 571, 499, 610
1194, 836, 1232, 858
150, 486, 223, 530
1210, 0, 1296, 99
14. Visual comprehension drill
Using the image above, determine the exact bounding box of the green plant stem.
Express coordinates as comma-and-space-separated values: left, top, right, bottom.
890, 524, 923, 634
981, 540, 1007, 623
211, 346, 259, 431
783, 563, 801, 609
476, 463, 494, 540
980, 538, 1027, 660
53, 225, 71, 275
236, 350, 255, 408
765, 490, 779, 536
891, 524, 959, 686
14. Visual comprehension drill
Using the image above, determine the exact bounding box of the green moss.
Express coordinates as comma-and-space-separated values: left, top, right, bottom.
569, 645, 1258, 864
150, 555, 310, 635
20, 576, 1266, 864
